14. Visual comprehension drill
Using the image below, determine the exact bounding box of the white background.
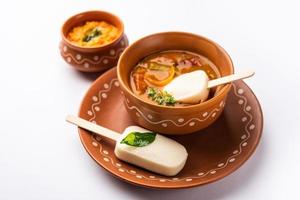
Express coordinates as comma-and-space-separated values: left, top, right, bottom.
0, 0, 299, 199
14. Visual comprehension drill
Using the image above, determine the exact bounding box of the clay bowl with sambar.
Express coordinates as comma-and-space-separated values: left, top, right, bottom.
117, 32, 234, 135
60, 10, 129, 72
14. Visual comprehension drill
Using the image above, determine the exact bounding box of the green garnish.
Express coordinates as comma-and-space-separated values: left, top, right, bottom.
121, 131, 156, 147
82, 27, 102, 42
147, 87, 176, 106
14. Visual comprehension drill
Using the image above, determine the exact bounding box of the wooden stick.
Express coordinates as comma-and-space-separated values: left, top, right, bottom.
208, 69, 255, 88
66, 115, 120, 141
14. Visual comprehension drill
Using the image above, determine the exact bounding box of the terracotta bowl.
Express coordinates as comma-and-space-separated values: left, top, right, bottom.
59, 10, 129, 72
117, 32, 234, 135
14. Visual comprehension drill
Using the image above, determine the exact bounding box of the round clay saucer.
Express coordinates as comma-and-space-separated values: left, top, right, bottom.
78, 67, 263, 189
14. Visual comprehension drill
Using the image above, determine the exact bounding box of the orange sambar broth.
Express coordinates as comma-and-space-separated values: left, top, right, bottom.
130, 50, 221, 106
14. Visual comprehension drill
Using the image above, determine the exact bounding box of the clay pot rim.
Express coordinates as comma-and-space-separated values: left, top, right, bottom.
61, 10, 124, 52
117, 31, 234, 110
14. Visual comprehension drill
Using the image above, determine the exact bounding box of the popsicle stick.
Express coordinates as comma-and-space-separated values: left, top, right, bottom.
66, 115, 120, 141
208, 69, 255, 88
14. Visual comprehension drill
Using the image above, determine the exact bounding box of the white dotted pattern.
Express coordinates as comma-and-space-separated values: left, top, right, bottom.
189, 122, 195, 126
76, 54, 82, 60
84, 62, 89, 68
101, 93, 107, 98
178, 118, 184, 123
92, 141, 98, 147
238, 89, 244, 94
114, 81, 120, 87
93, 55, 99, 61
110, 49, 116, 55
103, 150, 108, 155
242, 142, 248, 147
249, 124, 255, 130
86, 80, 259, 184
92, 96, 98, 102
116, 163, 122, 167
104, 83, 109, 89
218, 163, 224, 167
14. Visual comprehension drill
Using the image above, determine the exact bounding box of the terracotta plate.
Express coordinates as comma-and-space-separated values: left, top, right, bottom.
78, 67, 263, 189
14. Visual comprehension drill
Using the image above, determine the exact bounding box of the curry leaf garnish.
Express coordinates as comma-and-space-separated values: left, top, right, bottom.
83, 27, 102, 42
121, 131, 156, 147
147, 87, 176, 106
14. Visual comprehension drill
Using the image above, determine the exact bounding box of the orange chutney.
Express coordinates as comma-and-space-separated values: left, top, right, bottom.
67, 21, 120, 47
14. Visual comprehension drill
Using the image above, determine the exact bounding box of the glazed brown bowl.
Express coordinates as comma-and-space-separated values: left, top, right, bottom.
117, 32, 234, 135
60, 10, 129, 72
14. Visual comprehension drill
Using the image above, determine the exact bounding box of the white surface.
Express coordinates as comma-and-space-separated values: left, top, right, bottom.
0, 0, 299, 199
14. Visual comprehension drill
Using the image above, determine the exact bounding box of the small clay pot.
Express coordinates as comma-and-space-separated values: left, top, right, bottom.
117, 32, 234, 135
60, 10, 128, 72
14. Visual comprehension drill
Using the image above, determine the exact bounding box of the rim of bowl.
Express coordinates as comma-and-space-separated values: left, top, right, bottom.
61, 10, 124, 51
117, 31, 234, 110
